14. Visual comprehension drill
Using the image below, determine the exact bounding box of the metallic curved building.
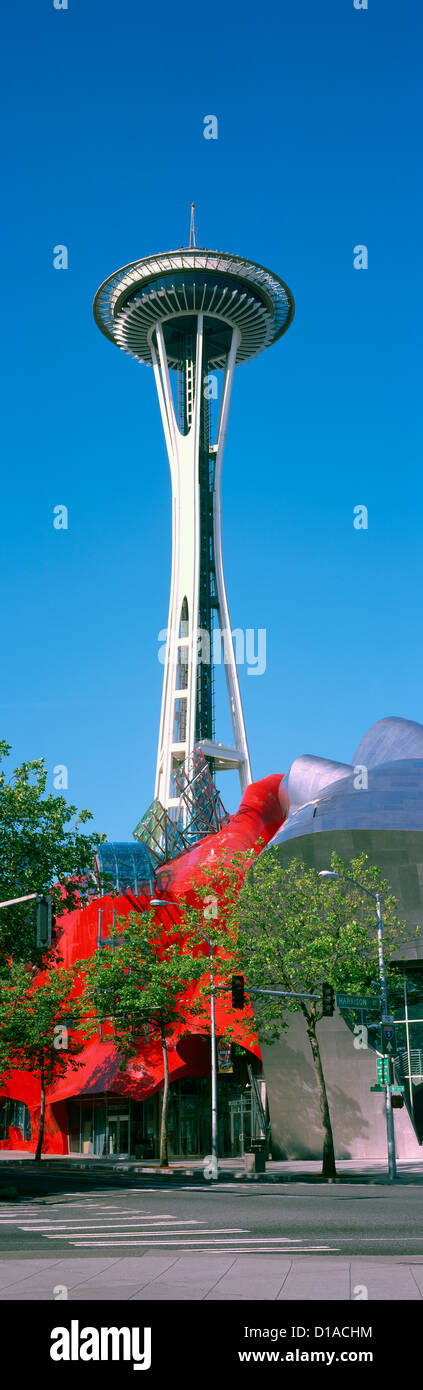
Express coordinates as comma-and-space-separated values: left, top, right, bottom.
94, 240, 294, 812
271, 719, 423, 950
263, 717, 423, 1161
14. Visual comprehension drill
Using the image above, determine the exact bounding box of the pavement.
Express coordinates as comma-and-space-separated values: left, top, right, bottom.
1, 1175, 423, 1299
2, 1153, 423, 1185
0, 1252, 422, 1301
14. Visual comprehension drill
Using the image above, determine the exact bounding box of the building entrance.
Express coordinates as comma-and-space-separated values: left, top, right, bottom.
107, 1112, 130, 1158
166, 1067, 264, 1158
68, 1098, 134, 1158
228, 1093, 253, 1156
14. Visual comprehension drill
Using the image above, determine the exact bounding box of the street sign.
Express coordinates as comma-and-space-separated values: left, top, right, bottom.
381, 1023, 395, 1054
336, 993, 379, 1011
371, 1082, 404, 1095
376, 1058, 390, 1084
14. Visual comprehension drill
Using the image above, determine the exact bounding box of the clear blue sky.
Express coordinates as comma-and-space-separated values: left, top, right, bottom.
1, 0, 421, 839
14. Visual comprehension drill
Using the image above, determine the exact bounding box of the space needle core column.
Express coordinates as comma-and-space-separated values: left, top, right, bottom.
93, 240, 294, 814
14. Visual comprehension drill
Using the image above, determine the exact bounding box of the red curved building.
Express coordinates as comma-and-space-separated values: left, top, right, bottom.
0, 774, 288, 1158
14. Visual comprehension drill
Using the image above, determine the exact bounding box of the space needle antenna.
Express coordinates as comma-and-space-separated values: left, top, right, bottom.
189, 202, 196, 249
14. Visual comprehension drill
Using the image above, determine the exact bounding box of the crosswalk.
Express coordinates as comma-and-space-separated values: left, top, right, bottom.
0, 1202, 337, 1253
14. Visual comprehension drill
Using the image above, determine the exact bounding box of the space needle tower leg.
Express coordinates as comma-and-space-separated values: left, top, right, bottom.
151, 318, 251, 814
213, 328, 251, 793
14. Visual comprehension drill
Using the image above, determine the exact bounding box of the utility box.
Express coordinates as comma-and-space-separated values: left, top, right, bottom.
245, 1140, 267, 1175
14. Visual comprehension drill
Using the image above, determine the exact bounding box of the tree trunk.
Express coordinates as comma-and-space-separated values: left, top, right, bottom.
159, 1026, 170, 1168
306, 1019, 336, 1178
34, 1056, 45, 1162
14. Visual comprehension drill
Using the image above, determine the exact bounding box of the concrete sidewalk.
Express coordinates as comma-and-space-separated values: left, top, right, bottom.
0, 1253, 422, 1300
1, 1154, 423, 1184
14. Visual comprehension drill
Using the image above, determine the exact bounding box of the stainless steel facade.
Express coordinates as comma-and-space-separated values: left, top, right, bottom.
262, 717, 423, 1160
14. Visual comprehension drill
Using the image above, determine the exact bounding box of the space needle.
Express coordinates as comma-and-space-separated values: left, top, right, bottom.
93, 210, 294, 814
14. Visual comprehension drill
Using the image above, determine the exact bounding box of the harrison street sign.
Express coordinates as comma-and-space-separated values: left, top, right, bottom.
336, 993, 379, 1011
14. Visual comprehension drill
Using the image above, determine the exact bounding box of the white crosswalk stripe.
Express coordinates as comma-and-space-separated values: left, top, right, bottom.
0, 1202, 338, 1253
73, 1243, 336, 1251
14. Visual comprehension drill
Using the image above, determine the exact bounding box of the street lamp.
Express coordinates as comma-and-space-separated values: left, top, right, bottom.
194, 922, 218, 1177
318, 869, 397, 1180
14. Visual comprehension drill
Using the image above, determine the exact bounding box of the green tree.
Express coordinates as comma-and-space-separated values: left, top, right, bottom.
178, 848, 416, 1178
78, 911, 208, 1167
0, 960, 84, 1160
229, 847, 414, 1177
0, 741, 104, 966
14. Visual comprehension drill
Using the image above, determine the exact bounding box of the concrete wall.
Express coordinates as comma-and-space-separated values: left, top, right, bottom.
263, 1012, 421, 1161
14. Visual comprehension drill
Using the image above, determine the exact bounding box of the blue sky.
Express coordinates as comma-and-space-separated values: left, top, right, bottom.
1, 0, 421, 839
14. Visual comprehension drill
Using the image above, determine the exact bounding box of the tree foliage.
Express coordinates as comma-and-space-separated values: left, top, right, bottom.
0, 960, 84, 1159
0, 741, 104, 966
230, 846, 416, 1176
77, 911, 209, 1165
180, 846, 417, 1178
231, 847, 413, 1043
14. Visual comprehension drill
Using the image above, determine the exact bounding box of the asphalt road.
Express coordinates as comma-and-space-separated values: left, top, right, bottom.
1, 1182, 423, 1259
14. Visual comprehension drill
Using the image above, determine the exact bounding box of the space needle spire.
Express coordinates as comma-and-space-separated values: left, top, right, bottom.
94, 231, 294, 813
189, 202, 196, 249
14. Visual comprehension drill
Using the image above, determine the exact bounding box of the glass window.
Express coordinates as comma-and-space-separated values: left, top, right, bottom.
93, 1104, 107, 1156
173, 698, 187, 744
0, 1098, 31, 1143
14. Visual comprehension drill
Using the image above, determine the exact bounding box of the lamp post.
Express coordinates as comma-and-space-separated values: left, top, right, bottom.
318, 869, 397, 1180
0, 893, 38, 909
195, 922, 218, 1176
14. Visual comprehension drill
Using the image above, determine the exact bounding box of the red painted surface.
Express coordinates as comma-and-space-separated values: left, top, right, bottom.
0, 774, 288, 1152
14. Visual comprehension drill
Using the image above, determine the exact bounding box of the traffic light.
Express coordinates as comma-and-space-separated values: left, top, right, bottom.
322, 982, 334, 1017
36, 895, 53, 949
231, 975, 245, 1010
391, 1093, 404, 1109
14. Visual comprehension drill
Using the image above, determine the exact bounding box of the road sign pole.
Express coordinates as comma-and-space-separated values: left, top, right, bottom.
377, 892, 396, 1181
210, 942, 218, 1174
196, 921, 218, 1178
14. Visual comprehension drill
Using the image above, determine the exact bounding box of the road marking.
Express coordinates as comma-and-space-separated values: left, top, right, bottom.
0, 1207, 152, 1223
61, 1239, 303, 1251
38, 1227, 248, 1239
72, 1239, 336, 1250
0, 1205, 339, 1254
17, 1218, 197, 1229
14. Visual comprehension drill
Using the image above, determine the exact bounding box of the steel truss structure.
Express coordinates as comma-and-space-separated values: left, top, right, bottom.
133, 748, 229, 866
